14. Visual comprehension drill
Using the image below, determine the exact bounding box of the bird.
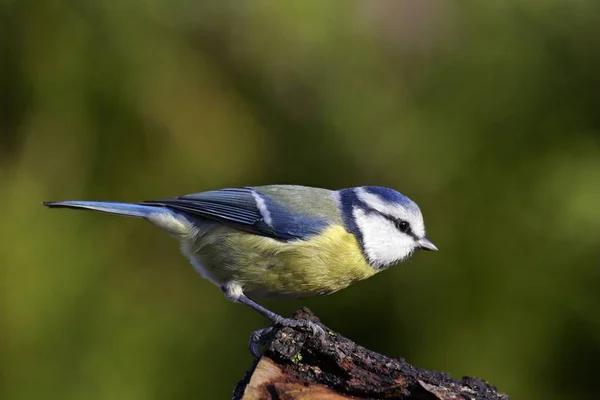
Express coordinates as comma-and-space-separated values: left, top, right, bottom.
44, 185, 437, 357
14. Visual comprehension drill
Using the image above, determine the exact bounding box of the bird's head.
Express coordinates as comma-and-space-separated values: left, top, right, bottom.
339, 186, 437, 269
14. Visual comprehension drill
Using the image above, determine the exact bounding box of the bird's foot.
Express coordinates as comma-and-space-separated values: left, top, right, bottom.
249, 326, 274, 358
248, 318, 326, 358
273, 317, 326, 336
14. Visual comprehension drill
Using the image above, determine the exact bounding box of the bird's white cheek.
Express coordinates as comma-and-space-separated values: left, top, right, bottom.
353, 208, 415, 268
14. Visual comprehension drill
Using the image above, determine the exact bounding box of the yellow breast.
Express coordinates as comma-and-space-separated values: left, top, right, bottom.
190, 224, 379, 299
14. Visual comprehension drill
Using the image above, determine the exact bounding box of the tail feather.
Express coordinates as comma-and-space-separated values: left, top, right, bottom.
42, 201, 158, 218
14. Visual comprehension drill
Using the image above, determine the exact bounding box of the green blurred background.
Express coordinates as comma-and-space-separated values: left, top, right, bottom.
2, 1, 600, 399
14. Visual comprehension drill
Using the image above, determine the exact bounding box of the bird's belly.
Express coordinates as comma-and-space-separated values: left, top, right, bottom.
185, 224, 378, 299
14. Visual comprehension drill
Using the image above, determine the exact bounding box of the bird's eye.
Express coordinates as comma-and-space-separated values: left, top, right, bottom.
395, 220, 410, 233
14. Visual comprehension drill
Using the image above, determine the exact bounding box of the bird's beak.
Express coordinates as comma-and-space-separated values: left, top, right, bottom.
418, 237, 438, 251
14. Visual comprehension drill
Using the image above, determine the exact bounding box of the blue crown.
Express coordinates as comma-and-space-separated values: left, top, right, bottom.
362, 186, 419, 210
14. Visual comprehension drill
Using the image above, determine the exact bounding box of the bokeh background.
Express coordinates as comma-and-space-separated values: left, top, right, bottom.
2, 1, 600, 399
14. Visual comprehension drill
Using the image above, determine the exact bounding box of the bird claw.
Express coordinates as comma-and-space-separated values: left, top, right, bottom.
248, 319, 325, 358
249, 326, 274, 358
276, 318, 326, 337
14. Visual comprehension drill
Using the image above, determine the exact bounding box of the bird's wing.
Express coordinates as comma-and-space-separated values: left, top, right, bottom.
141, 187, 331, 241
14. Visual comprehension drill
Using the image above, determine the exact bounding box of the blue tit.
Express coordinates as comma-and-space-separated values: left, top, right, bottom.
44, 185, 437, 356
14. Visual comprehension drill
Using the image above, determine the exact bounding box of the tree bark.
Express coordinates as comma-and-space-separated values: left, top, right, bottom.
233, 308, 509, 400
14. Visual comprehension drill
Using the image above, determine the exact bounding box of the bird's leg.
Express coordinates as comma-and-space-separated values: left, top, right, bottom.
221, 282, 325, 358
238, 294, 326, 358
237, 294, 325, 334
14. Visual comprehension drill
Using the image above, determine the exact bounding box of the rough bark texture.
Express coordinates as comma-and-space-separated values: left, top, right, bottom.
233, 308, 509, 400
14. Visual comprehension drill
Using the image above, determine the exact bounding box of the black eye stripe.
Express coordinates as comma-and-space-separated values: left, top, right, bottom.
377, 212, 418, 239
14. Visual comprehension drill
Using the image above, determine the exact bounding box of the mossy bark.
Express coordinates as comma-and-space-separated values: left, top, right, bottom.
233, 308, 509, 400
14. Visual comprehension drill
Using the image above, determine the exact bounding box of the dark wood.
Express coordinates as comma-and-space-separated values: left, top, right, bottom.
233, 308, 509, 400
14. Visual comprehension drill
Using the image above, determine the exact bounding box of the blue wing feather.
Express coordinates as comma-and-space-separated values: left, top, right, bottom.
141, 187, 328, 240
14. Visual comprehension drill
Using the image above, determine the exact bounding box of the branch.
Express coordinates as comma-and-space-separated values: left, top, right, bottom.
233, 308, 509, 400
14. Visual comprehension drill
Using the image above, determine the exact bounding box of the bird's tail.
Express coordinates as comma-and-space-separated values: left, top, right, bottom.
42, 201, 159, 218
